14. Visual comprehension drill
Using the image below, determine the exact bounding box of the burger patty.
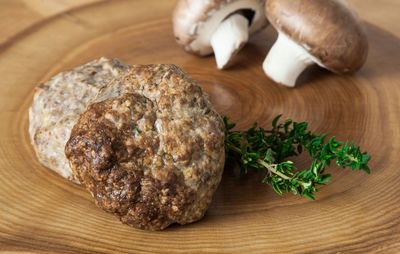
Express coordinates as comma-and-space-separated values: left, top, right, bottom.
65, 64, 225, 230
29, 58, 129, 183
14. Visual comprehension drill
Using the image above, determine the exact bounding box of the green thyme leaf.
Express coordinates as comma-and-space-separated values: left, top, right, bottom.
224, 115, 371, 200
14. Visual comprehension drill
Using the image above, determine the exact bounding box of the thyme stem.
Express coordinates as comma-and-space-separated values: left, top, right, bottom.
224, 115, 371, 199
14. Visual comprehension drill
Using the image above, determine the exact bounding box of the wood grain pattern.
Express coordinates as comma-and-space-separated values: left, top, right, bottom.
0, 0, 400, 253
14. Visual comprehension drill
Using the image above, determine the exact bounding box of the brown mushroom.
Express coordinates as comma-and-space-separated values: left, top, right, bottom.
173, 0, 268, 69
262, 0, 369, 87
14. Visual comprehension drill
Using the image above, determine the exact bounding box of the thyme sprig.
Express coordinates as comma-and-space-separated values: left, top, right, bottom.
224, 115, 371, 200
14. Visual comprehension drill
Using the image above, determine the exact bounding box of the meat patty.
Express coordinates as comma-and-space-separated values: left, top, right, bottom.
65, 64, 225, 230
29, 58, 129, 183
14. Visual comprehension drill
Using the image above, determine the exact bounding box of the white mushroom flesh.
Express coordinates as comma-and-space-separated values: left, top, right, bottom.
262, 32, 323, 87
210, 14, 249, 69
189, 0, 266, 56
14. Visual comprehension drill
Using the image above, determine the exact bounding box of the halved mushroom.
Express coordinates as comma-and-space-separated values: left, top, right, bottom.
173, 0, 268, 69
263, 0, 369, 87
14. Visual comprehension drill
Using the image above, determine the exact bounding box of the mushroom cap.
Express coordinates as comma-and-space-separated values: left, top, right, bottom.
65, 64, 225, 230
173, 0, 268, 56
266, 0, 369, 74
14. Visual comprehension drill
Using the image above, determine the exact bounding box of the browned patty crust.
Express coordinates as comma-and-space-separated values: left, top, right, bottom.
65, 64, 225, 230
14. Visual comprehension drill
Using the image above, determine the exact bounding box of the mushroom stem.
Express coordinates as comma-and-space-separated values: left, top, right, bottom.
262, 32, 315, 87
210, 14, 249, 69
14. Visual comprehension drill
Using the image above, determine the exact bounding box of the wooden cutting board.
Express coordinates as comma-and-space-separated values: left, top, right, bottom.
0, 0, 399, 253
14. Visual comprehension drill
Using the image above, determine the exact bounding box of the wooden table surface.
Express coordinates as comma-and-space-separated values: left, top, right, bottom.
1, 0, 400, 43
0, 0, 400, 253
